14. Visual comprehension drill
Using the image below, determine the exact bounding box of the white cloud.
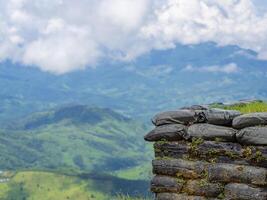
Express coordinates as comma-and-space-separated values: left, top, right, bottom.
126, 65, 173, 77
22, 30, 100, 74
0, 0, 267, 74
0, 0, 151, 73
141, 0, 267, 56
184, 63, 240, 74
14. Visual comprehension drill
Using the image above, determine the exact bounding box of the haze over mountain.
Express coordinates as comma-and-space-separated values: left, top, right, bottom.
1, 105, 151, 175
1, 42, 267, 124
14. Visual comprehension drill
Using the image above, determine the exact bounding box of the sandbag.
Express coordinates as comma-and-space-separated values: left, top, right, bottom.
236, 126, 267, 145
154, 141, 243, 161
180, 105, 209, 111
144, 124, 188, 142
204, 108, 241, 126
151, 175, 183, 193
154, 141, 189, 159
183, 180, 223, 197
152, 159, 206, 179
156, 193, 219, 200
207, 163, 267, 185
152, 110, 205, 126
188, 123, 237, 142
233, 112, 267, 129
225, 183, 267, 200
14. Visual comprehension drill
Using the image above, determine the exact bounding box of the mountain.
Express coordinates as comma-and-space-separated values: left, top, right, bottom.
9, 105, 130, 130
0, 105, 152, 179
2, 42, 267, 199
1, 42, 267, 123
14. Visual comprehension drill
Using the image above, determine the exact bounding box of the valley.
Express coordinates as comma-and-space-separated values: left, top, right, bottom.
0, 105, 152, 199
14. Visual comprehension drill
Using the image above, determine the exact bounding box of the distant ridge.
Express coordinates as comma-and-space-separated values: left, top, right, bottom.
8, 104, 130, 130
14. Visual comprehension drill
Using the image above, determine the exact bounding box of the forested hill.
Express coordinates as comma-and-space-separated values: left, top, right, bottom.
0, 105, 152, 180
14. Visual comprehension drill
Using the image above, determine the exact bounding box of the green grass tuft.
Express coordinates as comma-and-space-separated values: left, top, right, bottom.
212, 101, 267, 113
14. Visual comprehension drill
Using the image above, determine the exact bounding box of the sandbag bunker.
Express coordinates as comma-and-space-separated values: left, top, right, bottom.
144, 106, 267, 200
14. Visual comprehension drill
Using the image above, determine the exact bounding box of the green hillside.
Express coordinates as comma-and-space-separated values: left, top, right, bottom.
0, 105, 152, 182
0, 171, 151, 200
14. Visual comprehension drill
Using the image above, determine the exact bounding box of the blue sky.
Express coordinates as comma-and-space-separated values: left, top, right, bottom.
254, 0, 267, 10
0, 0, 267, 74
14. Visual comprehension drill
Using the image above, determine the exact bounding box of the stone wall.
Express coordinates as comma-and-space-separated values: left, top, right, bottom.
144, 105, 267, 200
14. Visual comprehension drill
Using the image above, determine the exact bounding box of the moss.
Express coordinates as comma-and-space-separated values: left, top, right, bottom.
242, 147, 266, 163
225, 151, 239, 159
198, 179, 209, 187
217, 192, 225, 199
156, 139, 168, 146
154, 148, 161, 153
163, 150, 169, 154
191, 137, 204, 147
215, 137, 224, 143
242, 147, 253, 158
207, 149, 220, 157
200, 169, 208, 179
183, 155, 198, 161
176, 172, 183, 178
182, 155, 190, 160
176, 178, 186, 185
189, 137, 204, 157
161, 156, 172, 160
208, 158, 217, 163
252, 150, 266, 163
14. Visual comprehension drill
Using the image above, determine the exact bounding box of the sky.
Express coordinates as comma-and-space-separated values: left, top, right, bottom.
0, 0, 267, 74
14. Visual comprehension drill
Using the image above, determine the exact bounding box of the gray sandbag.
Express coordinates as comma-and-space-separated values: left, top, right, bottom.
151, 175, 183, 193
154, 140, 244, 161
183, 180, 223, 197
225, 183, 267, 200
205, 108, 241, 126
233, 112, 267, 129
188, 123, 237, 142
207, 163, 267, 185
236, 126, 267, 145
152, 159, 206, 179
152, 110, 206, 126
154, 141, 189, 159
250, 146, 267, 168
180, 105, 209, 111
144, 124, 188, 142
156, 193, 219, 200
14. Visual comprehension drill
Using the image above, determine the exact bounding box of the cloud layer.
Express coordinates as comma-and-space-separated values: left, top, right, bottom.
184, 63, 240, 74
0, 0, 267, 74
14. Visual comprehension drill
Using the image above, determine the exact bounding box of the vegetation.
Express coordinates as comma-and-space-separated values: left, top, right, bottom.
0, 105, 153, 199
0, 105, 152, 174
113, 163, 152, 181
212, 101, 267, 113
0, 171, 151, 200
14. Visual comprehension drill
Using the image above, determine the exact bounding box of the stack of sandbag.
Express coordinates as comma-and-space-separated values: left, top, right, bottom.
233, 113, 267, 145
144, 105, 267, 200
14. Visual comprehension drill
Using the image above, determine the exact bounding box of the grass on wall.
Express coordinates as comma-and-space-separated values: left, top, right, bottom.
212, 101, 267, 113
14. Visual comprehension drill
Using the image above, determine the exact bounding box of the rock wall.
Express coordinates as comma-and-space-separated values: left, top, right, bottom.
144, 105, 267, 200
